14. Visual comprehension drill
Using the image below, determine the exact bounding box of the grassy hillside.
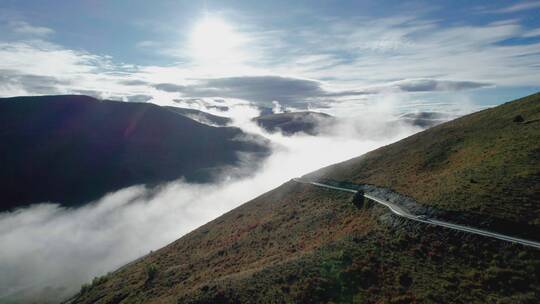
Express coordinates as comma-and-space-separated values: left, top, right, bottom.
309, 92, 540, 237
69, 93, 540, 303
0, 95, 269, 211
71, 181, 540, 304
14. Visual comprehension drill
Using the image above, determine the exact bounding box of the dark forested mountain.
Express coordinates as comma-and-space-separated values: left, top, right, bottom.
0, 95, 269, 211
70, 93, 540, 304
253, 111, 334, 135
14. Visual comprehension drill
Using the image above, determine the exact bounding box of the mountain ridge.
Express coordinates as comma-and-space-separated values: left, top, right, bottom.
164, 106, 232, 126
0, 95, 269, 211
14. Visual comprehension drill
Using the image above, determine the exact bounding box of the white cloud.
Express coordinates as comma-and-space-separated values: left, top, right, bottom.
2, 16, 538, 105
151, 76, 490, 109
0, 40, 154, 100
491, 1, 540, 13
272, 100, 284, 113
276, 17, 540, 87
125, 94, 153, 103
136, 40, 160, 48
0, 41, 100, 76
522, 28, 540, 38
9, 21, 54, 36
390, 79, 491, 92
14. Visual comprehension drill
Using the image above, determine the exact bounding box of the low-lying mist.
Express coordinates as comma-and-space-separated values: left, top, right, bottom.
0, 97, 423, 303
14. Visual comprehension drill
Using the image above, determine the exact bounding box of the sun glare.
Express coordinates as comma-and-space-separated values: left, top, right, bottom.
189, 16, 245, 63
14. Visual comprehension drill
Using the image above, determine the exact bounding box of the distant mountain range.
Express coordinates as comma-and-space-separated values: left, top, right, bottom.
70, 93, 540, 304
253, 110, 450, 136
0, 95, 269, 211
164, 106, 232, 126
253, 111, 335, 135
398, 111, 450, 128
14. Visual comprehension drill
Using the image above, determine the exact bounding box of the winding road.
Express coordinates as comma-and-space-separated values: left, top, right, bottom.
293, 178, 540, 250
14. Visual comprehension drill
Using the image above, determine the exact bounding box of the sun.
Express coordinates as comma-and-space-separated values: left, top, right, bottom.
189, 15, 245, 64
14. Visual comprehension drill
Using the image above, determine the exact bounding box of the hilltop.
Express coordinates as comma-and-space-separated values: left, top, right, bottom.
0, 95, 269, 211
69, 93, 540, 304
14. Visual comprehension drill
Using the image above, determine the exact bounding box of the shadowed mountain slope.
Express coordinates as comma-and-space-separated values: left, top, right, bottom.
0, 95, 269, 211
69, 93, 540, 304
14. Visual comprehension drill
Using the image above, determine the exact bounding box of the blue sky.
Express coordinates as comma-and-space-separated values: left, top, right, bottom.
0, 0, 539, 112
